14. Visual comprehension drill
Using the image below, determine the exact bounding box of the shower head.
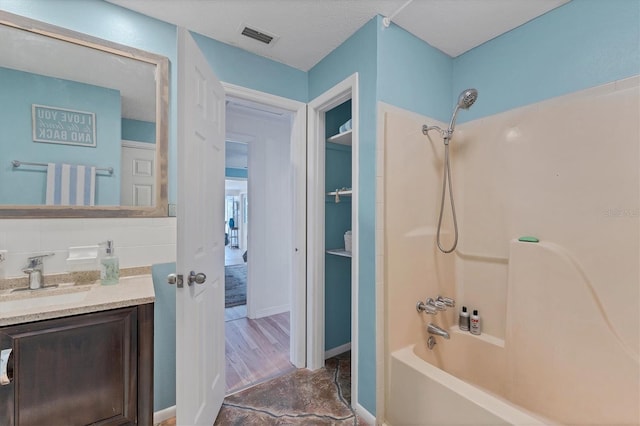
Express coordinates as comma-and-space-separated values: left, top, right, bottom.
446, 88, 478, 141
457, 88, 478, 110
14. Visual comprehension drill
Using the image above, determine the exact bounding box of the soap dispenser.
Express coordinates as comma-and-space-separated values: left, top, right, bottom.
100, 240, 119, 285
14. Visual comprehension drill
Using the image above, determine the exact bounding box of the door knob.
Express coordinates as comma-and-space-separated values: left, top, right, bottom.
167, 273, 183, 288
188, 271, 206, 285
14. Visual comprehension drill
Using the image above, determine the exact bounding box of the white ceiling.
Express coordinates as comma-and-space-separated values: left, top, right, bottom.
108, 0, 570, 71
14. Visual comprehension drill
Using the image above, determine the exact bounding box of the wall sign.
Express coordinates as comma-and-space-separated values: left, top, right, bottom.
32, 104, 96, 147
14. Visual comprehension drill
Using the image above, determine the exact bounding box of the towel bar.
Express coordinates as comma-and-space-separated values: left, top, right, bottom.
11, 160, 113, 175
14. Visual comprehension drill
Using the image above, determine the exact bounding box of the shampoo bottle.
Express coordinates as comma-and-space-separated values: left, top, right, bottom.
459, 306, 470, 331
470, 309, 481, 335
100, 240, 119, 285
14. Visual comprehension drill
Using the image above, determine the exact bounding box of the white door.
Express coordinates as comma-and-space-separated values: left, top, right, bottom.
175, 27, 226, 425
120, 141, 156, 206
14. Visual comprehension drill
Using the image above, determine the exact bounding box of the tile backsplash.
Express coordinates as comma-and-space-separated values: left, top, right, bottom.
0, 218, 176, 278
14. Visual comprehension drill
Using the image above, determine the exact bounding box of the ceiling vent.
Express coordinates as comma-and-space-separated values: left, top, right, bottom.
239, 24, 278, 46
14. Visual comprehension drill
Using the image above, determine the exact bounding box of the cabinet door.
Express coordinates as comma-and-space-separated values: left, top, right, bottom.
0, 308, 138, 426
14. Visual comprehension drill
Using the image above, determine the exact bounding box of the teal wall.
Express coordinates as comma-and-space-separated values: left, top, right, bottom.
191, 32, 308, 103
1, 0, 310, 203
225, 167, 248, 179
0, 67, 121, 205
377, 22, 453, 122
0, 0, 179, 203
122, 118, 156, 143
325, 99, 352, 137
325, 100, 352, 352
3, 0, 639, 418
324, 101, 352, 351
151, 262, 177, 412
453, 0, 640, 122
309, 16, 379, 413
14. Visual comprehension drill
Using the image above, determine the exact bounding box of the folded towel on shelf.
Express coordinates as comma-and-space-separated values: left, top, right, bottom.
339, 118, 352, 133
46, 163, 96, 206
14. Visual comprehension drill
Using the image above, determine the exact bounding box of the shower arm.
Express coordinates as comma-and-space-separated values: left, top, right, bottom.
422, 125, 453, 143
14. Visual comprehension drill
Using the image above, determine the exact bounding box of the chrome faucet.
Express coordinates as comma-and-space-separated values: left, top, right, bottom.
416, 300, 438, 314
21, 253, 55, 290
436, 295, 455, 308
416, 297, 448, 314
427, 323, 450, 339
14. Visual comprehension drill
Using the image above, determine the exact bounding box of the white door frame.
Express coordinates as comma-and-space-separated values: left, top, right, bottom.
306, 73, 359, 404
223, 82, 307, 368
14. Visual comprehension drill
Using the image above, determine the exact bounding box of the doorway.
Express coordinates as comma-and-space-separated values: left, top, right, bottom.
306, 73, 359, 407
225, 177, 247, 321
222, 91, 305, 394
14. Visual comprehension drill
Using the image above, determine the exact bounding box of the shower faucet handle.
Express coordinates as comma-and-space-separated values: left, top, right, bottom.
426, 297, 447, 311
436, 295, 455, 308
416, 300, 437, 315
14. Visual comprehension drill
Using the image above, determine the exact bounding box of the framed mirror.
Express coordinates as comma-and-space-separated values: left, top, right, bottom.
0, 11, 168, 218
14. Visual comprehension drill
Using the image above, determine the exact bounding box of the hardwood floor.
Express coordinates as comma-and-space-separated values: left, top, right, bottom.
224, 245, 245, 266
225, 311, 294, 395
224, 304, 247, 322
156, 311, 293, 425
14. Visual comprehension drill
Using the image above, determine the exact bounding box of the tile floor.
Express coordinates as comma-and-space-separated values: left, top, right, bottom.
158, 352, 365, 425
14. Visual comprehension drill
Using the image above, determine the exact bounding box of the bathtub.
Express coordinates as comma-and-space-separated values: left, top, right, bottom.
386, 337, 555, 426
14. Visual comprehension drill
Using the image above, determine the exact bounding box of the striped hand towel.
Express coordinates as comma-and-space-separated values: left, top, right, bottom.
46, 163, 96, 206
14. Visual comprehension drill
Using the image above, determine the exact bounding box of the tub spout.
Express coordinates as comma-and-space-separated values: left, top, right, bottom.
427, 323, 450, 339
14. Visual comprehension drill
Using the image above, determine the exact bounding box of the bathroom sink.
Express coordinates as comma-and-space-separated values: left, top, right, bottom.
0, 287, 90, 314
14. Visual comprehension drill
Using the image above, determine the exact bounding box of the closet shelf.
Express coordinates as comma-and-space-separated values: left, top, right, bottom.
326, 249, 352, 258
327, 129, 352, 146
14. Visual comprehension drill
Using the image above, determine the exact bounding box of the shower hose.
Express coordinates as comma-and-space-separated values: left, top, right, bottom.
436, 143, 458, 253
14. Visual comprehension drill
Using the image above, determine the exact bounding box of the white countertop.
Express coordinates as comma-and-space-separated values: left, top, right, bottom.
0, 274, 155, 326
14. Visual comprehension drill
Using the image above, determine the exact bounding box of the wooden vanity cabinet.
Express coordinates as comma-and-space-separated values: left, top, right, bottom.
0, 304, 153, 426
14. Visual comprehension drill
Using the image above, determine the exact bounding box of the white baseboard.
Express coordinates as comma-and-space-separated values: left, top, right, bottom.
153, 405, 176, 425
356, 403, 376, 425
252, 303, 289, 319
324, 342, 351, 359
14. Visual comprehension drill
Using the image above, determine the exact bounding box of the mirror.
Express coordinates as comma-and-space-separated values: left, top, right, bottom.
0, 11, 168, 218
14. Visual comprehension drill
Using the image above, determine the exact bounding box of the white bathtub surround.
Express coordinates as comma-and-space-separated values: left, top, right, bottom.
387, 345, 553, 426
507, 240, 639, 424
380, 76, 639, 425
0, 217, 176, 279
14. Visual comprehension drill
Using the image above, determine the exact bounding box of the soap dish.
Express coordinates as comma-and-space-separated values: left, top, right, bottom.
66, 245, 99, 272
